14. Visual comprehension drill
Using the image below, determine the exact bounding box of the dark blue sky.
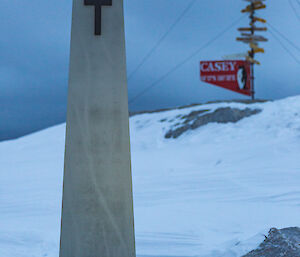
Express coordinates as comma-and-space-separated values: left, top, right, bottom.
1, 0, 300, 140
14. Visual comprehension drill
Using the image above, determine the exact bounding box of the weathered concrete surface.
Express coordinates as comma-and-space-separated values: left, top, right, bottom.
165, 107, 261, 139
59, 0, 136, 257
243, 227, 300, 257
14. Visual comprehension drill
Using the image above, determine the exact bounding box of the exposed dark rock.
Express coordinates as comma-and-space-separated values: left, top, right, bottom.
243, 227, 300, 257
165, 107, 261, 139
129, 99, 268, 117
181, 109, 210, 124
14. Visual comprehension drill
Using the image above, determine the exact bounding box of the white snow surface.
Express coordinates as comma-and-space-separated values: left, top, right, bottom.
1, 96, 300, 257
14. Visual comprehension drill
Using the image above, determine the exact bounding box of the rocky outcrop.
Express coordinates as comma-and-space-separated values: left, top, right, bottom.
165, 107, 261, 139
243, 227, 300, 257
129, 99, 267, 117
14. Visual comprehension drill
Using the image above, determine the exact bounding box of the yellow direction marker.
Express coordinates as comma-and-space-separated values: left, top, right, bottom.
253, 17, 267, 23
249, 48, 265, 54
242, 4, 266, 13
254, 48, 265, 53
249, 42, 265, 53
250, 17, 267, 26
238, 27, 267, 31
246, 55, 261, 65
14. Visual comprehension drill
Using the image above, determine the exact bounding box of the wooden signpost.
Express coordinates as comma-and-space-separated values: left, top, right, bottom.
236, 0, 267, 100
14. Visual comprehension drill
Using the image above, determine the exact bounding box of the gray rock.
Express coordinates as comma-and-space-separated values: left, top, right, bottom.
165, 107, 261, 139
129, 99, 268, 117
243, 227, 300, 257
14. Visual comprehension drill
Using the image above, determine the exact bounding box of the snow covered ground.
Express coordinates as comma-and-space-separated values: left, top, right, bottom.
0, 96, 300, 257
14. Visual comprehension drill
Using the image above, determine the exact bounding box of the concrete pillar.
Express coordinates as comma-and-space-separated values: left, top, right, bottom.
59, 0, 136, 256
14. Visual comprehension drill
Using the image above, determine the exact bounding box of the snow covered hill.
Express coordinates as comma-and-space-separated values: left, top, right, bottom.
0, 96, 300, 257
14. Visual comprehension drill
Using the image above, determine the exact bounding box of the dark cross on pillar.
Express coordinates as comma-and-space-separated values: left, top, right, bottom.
84, 0, 112, 35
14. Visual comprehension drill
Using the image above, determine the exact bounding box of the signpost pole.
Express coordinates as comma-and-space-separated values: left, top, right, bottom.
250, 3, 255, 100
59, 0, 136, 257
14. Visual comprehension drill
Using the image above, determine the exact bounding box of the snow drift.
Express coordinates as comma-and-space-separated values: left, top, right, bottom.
0, 96, 300, 257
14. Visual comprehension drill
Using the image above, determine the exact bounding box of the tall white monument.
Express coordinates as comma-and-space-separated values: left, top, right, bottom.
59, 0, 136, 256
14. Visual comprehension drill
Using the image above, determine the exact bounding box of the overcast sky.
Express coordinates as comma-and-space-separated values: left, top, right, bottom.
1, 0, 300, 140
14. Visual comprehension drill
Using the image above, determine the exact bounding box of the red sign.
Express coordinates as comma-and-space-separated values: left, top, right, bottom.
200, 60, 252, 96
